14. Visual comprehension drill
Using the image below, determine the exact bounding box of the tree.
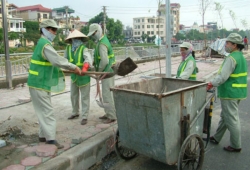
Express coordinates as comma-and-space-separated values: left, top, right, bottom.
214, 2, 224, 30
229, 10, 237, 29
141, 33, 148, 41
8, 32, 19, 40
241, 19, 248, 30
175, 32, 185, 40
81, 12, 124, 44
23, 21, 40, 45
199, 0, 211, 48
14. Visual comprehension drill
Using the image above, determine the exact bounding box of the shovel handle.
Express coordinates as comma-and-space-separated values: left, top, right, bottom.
62, 70, 110, 75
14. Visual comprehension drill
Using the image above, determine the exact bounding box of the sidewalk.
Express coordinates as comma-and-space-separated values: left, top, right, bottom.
0, 55, 232, 170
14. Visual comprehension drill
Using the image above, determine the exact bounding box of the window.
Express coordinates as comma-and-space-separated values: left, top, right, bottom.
142, 31, 144, 34
156, 31, 159, 34
160, 31, 163, 35
142, 25, 144, 28
134, 32, 137, 35
138, 19, 140, 23
10, 23, 13, 28
151, 25, 154, 28
147, 31, 150, 35
156, 25, 159, 28
138, 25, 140, 29
16, 23, 19, 28
147, 25, 150, 28
148, 19, 150, 23
142, 19, 144, 22
43, 14, 47, 19
134, 25, 137, 29
160, 25, 164, 28
151, 31, 154, 34
138, 32, 140, 35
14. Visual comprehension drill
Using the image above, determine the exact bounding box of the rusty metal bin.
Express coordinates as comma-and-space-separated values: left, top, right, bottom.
111, 78, 207, 166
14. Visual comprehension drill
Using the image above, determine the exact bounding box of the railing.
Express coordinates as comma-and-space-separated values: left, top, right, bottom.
0, 43, 206, 78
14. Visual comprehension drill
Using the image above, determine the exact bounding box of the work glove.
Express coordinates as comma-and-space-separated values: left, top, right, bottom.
207, 82, 213, 91
81, 63, 90, 76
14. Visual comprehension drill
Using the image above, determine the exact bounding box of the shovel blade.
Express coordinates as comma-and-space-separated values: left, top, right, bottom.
96, 100, 112, 110
115, 57, 137, 76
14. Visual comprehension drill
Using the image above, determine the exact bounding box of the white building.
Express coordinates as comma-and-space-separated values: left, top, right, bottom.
133, 16, 166, 41
132, 3, 180, 42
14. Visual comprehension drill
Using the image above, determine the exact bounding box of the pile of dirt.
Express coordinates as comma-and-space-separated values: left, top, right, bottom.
0, 116, 39, 145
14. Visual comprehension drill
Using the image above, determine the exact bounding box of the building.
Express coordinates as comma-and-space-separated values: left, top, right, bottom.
0, 3, 26, 33
123, 26, 133, 40
132, 16, 165, 41
52, 7, 75, 29
132, 3, 180, 42
15, 4, 52, 22
158, 3, 180, 35
0, 3, 26, 47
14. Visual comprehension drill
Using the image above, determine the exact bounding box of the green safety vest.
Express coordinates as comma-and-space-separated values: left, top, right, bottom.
177, 55, 197, 80
27, 37, 65, 93
218, 51, 248, 99
94, 35, 116, 72
66, 44, 90, 87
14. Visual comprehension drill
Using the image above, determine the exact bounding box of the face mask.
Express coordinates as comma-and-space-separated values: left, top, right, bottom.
225, 46, 233, 53
93, 31, 102, 40
42, 28, 56, 42
72, 39, 83, 51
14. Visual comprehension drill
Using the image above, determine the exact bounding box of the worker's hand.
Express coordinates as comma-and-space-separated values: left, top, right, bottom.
81, 63, 90, 76
74, 67, 81, 75
207, 82, 213, 91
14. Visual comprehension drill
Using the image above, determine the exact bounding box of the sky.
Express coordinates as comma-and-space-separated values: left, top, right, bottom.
7, 0, 250, 30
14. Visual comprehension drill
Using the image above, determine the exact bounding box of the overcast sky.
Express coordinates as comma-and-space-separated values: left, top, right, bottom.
8, 0, 250, 30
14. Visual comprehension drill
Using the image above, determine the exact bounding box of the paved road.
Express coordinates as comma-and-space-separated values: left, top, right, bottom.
93, 60, 250, 170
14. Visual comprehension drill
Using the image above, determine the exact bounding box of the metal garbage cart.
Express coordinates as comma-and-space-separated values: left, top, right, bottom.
110, 77, 214, 170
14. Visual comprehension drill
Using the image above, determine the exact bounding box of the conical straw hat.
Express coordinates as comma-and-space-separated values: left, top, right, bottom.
65, 29, 88, 43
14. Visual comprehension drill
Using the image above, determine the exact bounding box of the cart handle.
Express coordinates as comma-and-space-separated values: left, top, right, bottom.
190, 92, 215, 128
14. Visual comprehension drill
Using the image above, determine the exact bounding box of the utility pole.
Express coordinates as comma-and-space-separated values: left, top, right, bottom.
165, 0, 171, 77
103, 6, 106, 34
1, 0, 12, 88
65, 6, 69, 35
157, 0, 162, 75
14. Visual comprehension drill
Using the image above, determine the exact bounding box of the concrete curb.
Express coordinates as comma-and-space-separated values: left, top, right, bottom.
35, 125, 117, 170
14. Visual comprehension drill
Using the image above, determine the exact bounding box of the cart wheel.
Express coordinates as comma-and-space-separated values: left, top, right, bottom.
114, 130, 137, 160
178, 134, 205, 170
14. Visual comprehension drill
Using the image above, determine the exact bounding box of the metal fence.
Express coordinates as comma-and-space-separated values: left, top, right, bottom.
0, 43, 205, 78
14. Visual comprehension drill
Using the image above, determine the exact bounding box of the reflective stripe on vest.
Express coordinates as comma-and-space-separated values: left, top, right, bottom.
68, 45, 84, 66
31, 59, 52, 66
29, 70, 39, 75
97, 53, 115, 59
230, 72, 247, 77
232, 84, 247, 87
180, 60, 196, 78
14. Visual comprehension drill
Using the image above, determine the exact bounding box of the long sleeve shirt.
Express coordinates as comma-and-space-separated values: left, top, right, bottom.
211, 56, 236, 87
98, 44, 109, 72
179, 59, 195, 80
41, 36, 76, 71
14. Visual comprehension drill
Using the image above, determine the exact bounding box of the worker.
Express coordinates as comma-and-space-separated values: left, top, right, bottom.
65, 29, 92, 125
207, 33, 247, 152
176, 42, 197, 80
87, 23, 116, 124
27, 19, 81, 149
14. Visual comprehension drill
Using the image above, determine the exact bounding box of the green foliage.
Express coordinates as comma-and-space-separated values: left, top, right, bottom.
80, 12, 124, 43
175, 29, 249, 41
8, 32, 19, 40
23, 21, 40, 45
